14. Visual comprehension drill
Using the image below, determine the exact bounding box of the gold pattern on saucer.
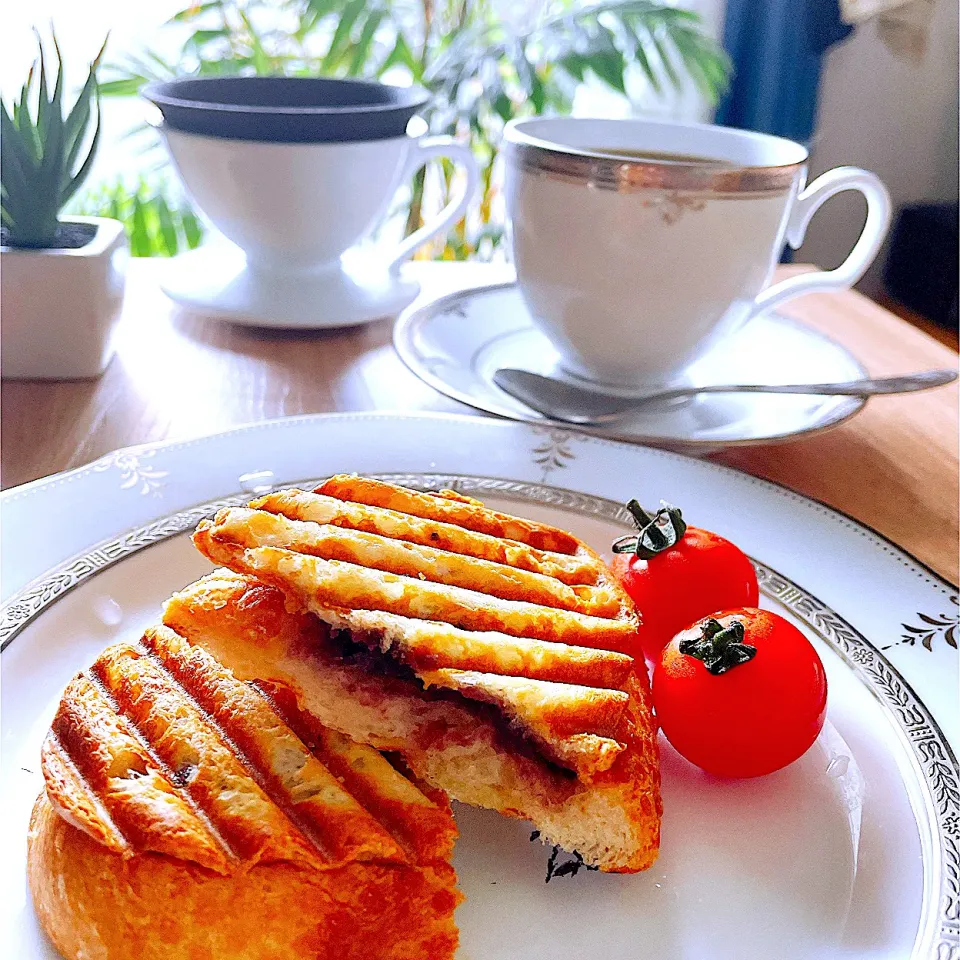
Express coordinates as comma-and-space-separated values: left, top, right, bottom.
505, 141, 801, 196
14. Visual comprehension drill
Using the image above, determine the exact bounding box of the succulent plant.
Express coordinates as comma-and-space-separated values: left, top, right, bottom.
1, 32, 107, 249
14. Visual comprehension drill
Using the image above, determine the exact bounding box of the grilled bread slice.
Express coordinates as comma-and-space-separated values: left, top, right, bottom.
28, 630, 461, 960
185, 477, 661, 872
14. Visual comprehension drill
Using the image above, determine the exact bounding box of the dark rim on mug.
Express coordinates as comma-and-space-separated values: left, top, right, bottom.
144, 76, 431, 144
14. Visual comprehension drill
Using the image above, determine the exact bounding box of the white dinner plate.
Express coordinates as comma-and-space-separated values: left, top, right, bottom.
393, 283, 869, 449
1, 413, 957, 960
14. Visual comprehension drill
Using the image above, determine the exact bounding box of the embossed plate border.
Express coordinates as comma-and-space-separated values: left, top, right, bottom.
1, 474, 957, 959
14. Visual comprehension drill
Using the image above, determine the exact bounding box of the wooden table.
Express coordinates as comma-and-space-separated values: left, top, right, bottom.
3, 260, 957, 584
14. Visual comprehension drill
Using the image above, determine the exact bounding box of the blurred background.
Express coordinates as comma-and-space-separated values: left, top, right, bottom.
3, 0, 957, 328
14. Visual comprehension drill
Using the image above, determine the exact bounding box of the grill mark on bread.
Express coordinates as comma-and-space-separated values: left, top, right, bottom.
163, 570, 661, 872
267, 692, 457, 864
212, 506, 619, 616
138, 627, 413, 867
317, 475, 581, 553
419, 669, 629, 774
92, 643, 325, 868
39, 734, 129, 855
47, 669, 232, 873
44, 632, 456, 873
251, 489, 597, 584
197, 540, 634, 651
305, 609, 633, 689
192, 477, 644, 779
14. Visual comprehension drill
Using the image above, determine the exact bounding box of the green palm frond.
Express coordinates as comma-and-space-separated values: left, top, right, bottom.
71, 177, 205, 257
96, 0, 730, 261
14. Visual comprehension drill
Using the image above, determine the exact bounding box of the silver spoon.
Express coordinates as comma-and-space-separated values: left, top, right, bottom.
493, 367, 958, 426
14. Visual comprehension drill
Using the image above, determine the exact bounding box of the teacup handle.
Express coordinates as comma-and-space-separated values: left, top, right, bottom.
386, 137, 481, 271
748, 166, 892, 320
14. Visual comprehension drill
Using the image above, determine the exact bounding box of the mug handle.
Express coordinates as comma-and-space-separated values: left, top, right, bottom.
386, 137, 481, 271
748, 166, 892, 320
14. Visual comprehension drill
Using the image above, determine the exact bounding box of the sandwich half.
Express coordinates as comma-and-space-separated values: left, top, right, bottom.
183, 475, 661, 872
28, 629, 461, 960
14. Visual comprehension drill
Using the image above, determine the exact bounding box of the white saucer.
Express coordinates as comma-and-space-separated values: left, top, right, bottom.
394, 282, 869, 449
161, 241, 420, 329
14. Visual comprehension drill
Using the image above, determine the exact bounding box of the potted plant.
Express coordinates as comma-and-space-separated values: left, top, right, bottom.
1, 34, 127, 380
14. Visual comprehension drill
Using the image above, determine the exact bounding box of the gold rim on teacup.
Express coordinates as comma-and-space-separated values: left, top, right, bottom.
504, 128, 804, 196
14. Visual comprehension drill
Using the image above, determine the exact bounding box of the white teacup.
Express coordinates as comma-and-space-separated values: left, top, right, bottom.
162, 126, 478, 276
503, 117, 891, 389
163, 127, 478, 273
147, 77, 480, 326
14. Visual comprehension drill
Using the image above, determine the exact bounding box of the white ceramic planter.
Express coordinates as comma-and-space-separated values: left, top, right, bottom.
1, 217, 128, 380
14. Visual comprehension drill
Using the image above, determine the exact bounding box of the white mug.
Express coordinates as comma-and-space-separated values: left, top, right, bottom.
503, 117, 891, 389
162, 126, 479, 275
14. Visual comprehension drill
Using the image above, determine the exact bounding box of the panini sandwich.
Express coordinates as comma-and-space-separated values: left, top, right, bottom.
184, 475, 662, 872
28, 629, 461, 960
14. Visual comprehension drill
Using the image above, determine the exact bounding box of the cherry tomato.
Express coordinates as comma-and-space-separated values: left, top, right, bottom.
609, 502, 758, 661
653, 608, 828, 778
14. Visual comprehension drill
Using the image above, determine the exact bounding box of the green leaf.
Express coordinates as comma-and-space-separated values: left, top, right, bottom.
513, 43, 546, 111
109, 182, 126, 222
347, 10, 383, 76
423, 22, 499, 86
669, 27, 711, 99
51, 30, 66, 104
672, 27, 730, 100
101, 45, 172, 97
631, 36, 663, 94
36, 38, 50, 144
295, 7, 320, 42
17, 72, 41, 165
322, 0, 366, 70
380, 31, 417, 77
62, 58, 100, 175
168, 1, 223, 23
198, 57, 248, 75
60, 103, 101, 207
654, 6, 701, 24
38, 81, 66, 220
99, 76, 148, 97
181, 206, 203, 248
492, 90, 513, 122
529, 69, 546, 113
558, 52, 586, 83
154, 194, 179, 255
586, 49, 627, 93
651, 30, 681, 88
187, 28, 232, 48
0, 132, 30, 229
237, 11, 269, 74
306, 0, 343, 20
130, 192, 152, 256
1, 100, 34, 191
529, 0, 729, 102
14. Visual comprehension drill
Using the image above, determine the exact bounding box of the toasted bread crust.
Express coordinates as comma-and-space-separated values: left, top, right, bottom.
193, 478, 648, 779
29, 796, 460, 960
164, 570, 661, 872
318, 475, 581, 553
30, 634, 462, 960
44, 635, 456, 872
251, 487, 597, 584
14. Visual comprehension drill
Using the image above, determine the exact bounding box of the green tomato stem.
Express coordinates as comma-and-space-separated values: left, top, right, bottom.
679, 617, 757, 675
612, 499, 688, 558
